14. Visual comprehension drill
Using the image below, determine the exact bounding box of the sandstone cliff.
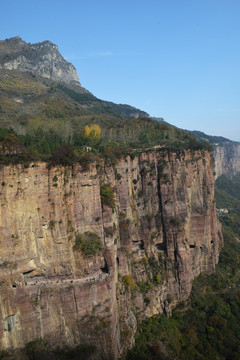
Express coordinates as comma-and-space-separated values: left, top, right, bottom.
214, 142, 240, 179
0, 149, 222, 359
0, 37, 80, 85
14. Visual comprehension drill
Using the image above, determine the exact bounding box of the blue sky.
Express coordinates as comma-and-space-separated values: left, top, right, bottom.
1, 0, 240, 141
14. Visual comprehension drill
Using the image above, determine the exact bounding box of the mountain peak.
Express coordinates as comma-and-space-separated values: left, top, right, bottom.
5, 36, 25, 44
0, 36, 80, 85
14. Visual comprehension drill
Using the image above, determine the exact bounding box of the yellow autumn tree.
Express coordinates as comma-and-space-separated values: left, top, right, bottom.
84, 125, 91, 137
89, 124, 101, 139
84, 124, 101, 140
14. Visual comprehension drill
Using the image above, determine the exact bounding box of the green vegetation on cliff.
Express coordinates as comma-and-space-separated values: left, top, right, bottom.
73, 232, 103, 257
0, 122, 212, 167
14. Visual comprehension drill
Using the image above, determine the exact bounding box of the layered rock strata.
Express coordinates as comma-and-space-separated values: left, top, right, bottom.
0, 149, 222, 359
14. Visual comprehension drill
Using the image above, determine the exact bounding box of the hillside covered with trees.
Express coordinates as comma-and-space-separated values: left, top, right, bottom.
0, 68, 212, 166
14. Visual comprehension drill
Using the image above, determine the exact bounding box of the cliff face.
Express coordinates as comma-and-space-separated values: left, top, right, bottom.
214, 143, 240, 179
0, 37, 80, 85
0, 149, 222, 359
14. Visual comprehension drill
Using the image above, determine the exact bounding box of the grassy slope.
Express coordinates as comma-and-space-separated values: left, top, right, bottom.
0, 69, 147, 132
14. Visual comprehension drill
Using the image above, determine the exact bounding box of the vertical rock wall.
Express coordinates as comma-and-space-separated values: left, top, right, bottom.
214, 143, 240, 178
0, 149, 222, 359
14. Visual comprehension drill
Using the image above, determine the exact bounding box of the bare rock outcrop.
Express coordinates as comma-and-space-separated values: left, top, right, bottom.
0, 36, 80, 85
0, 149, 222, 359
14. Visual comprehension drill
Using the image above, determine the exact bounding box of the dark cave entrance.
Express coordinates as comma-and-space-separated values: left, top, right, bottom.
101, 259, 109, 273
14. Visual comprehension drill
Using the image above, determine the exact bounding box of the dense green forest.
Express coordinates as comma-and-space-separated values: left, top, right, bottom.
126, 174, 240, 360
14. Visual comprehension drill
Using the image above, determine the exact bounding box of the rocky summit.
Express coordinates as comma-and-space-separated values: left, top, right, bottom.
0, 36, 80, 85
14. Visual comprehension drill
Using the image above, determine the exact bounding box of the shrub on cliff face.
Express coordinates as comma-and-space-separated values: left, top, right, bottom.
144, 296, 152, 304
78, 152, 95, 171
26, 338, 50, 359
123, 275, 134, 290
47, 144, 76, 168
170, 217, 183, 228
104, 226, 114, 237
100, 184, 115, 208
73, 232, 103, 257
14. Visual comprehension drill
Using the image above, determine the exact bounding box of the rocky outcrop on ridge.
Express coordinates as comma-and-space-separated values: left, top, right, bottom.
0, 36, 80, 85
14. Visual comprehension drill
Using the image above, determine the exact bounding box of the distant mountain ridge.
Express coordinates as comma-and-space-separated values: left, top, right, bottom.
0, 36, 80, 85
187, 130, 239, 145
